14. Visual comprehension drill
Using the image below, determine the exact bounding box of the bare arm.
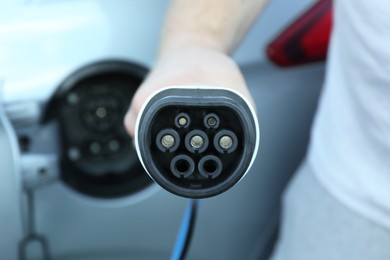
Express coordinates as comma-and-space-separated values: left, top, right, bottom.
160, 0, 268, 56
125, 0, 269, 136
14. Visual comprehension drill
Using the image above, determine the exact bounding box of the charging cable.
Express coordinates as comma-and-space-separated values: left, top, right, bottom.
171, 199, 199, 260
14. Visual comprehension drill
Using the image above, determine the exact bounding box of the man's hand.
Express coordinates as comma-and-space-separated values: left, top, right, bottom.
124, 0, 268, 137
124, 46, 254, 137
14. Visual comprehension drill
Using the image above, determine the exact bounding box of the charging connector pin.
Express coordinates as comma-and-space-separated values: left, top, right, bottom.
190, 135, 204, 149
219, 135, 233, 149
178, 117, 187, 126
161, 134, 175, 148
207, 117, 217, 127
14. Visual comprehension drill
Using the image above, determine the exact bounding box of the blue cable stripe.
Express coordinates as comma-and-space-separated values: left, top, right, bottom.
170, 200, 197, 260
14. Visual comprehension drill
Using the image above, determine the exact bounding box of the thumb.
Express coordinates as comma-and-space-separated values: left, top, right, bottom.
124, 107, 137, 138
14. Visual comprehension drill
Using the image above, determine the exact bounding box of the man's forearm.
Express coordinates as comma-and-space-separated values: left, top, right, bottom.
159, 0, 269, 58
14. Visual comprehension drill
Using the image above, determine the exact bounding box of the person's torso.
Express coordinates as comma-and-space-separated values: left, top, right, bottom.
308, 0, 390, 227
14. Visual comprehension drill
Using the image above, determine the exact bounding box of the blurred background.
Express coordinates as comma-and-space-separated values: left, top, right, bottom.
0, 0, 327, 259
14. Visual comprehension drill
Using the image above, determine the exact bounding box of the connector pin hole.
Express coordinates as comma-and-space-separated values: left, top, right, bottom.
204, 160, 218, 173
175, 113, 190, 128
95, 107, 107, 118
89, 142, 101, 154
68, 147, 80, 161
108, 139, 120, 152
176, 159, 190, 173
185, 130, 209, 153
67, 92, 79, 105
171, 155, 195, 178
214, 130, 238, 154
204, 113, 220, 129
198, 155, 222, 179
207, 118, 217, 127
156, 129, 180, 152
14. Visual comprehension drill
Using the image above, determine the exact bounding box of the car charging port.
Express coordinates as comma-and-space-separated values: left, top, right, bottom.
42, 60, 153, 199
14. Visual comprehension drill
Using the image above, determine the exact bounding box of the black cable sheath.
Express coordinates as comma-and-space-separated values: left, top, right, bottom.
180, 199, 198, 260
171, 199, 199, 260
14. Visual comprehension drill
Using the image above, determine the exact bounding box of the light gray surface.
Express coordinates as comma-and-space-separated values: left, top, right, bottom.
272, 162, 390, 260
0, 85, 23, 260
34, 184, 186, 259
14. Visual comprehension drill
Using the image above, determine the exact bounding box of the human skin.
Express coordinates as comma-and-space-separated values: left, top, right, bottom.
124, 0, 269, 137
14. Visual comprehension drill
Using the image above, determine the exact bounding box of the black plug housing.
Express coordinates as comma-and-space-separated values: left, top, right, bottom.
135, 87, 259, 198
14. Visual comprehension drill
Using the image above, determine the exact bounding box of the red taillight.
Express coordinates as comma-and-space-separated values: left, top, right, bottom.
266, 0, 332, 67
